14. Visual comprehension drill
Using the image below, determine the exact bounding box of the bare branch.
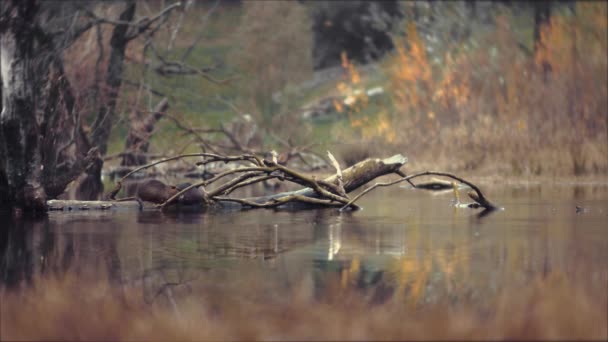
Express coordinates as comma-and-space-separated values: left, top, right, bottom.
207, 171, 266, 197
106, 152, 261, 200
339, 171, 499, 211
166, 1, 190, 51
122, 79, 166, 97
221, 174, 278, 196
125, 2, 181, 41
148, 42, 234, 84
79, 2, 182, 41
180, 0, 221, 61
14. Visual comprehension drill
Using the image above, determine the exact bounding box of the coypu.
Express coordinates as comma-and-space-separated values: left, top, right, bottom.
116, 180, 205, 209
175, 183, 206, 205
115, 179, 179, 209
135, 179, 180, 208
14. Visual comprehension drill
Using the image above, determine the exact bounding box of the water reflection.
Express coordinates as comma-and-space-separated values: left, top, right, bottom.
1, 184, 607, 339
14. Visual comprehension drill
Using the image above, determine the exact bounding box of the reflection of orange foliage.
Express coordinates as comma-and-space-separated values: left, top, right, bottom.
3, 269, 606, 340
341, 257, 360, 289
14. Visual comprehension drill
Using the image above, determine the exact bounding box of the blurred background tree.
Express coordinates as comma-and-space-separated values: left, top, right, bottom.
230, 1, 312, 124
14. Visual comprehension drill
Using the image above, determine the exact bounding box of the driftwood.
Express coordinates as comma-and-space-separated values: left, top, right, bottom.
47, 199, 139, 211
46, 152, 498, 214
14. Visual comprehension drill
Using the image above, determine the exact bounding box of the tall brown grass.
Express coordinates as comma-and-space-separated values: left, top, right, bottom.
339, 3, 607, 177
2, 269, 605, 341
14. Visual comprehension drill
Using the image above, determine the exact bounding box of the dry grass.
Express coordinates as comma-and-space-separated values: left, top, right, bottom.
335, 2, 607, 177
2, 269, 606, 341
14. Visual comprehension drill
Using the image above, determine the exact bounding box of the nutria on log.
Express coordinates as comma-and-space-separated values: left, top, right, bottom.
117, 179, 204, 209
175, 183, 206, 205
136, 179, 179, 204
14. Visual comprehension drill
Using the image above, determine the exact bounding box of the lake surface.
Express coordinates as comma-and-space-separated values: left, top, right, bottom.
1, 182, 607, 340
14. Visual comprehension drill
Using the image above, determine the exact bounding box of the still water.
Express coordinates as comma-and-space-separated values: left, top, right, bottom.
1, 182, 607, 340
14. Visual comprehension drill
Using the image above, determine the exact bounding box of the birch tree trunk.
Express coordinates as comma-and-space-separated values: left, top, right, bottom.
0, 0, 46, 211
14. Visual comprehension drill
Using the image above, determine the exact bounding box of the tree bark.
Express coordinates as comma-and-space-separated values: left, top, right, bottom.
121, 98, 169, 166
0, 0, 46, 211
90, 1, 136, 156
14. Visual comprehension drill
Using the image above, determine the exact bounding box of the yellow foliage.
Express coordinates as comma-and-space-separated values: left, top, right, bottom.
380, 4, 607, 175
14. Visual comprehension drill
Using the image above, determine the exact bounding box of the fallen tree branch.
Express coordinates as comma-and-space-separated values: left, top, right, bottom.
339, 171, 499, 211
230, 154, 408, 209
153, 154, 408, 210
49, 152, 498, 215
106, 152, 263, 199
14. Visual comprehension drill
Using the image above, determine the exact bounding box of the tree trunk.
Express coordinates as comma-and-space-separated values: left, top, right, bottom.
90, 1, 136, 155
0, 0, 46, 211
121, 98, 169, 166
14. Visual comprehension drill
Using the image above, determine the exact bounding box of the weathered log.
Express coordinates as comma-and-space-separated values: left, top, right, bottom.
227, 154, 408, 206
47, 199, 139, 211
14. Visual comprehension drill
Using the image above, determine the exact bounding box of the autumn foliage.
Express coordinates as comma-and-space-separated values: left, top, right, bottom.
340, 3, 607, 176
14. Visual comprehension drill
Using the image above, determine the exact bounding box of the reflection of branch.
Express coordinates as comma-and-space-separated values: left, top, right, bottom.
215, 194, 344, 209
339, 171, 498, 211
